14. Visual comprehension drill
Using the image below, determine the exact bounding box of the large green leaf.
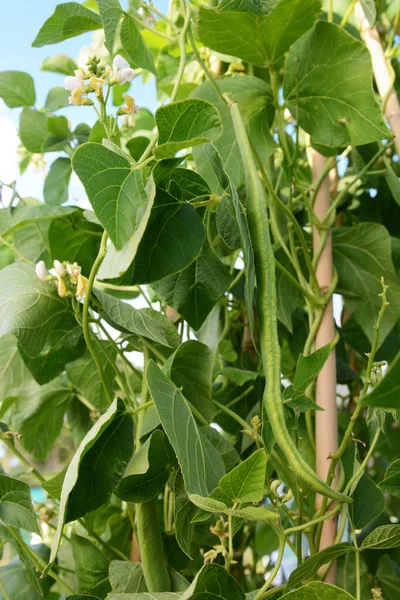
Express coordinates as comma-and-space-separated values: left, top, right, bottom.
19, 108, 48, 153
120, 15, 157, 75
231, 506, 278, 521
350, 474, 386, 529
152, 242, 231, 331
219, 449, 267, 503
0, 548, 53, 600
198, 0, 321, 67
146, 360, 225, 496
0, 204, 75, 237
154, 99, 223, 159
71, 533, 111, 597
109, 560, 147, 593
333, 223, 400, 344
205, 145, 256, 336
44, 157, 72, 205
46, 399, 133, 573
20, 313, 85, 384
280, 582, 356, 599
44, 86, 71, 112
0, 334, 31, 400
129, 195, 205, 284
48, 211, 103, 276
180, 563, 245, 600
0, 71, 35, 108
115, 430, 176, 502
163, 340, 215, 421
0, 263, 69, 358
361, 353, 400, 409
0, 474, 38, 533
66, 339, 117, 411
18, 382, 73, 460
192, 76, 275, 189
378, 459, 400, 496
32, 2, 102, 47
284, 21, 390, 148
201, 426, 240, 472
73, 143, 155, 251
98, 0, 122, 54
376, 554, 400, 600
286, 543, 353, 590
361, 524, 400, 549
94, 289, 180, 348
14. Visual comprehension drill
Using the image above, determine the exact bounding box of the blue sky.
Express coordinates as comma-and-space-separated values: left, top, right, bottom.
0, 0, 166, 201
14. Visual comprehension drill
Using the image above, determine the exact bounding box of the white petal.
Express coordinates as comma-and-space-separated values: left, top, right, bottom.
64, 76, 80, 91
35, 261, 48, 281
117, 68, 135, 84
53, 260, 66, 277
113, 54, 130, 71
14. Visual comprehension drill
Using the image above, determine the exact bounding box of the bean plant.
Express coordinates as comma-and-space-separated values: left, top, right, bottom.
0, 0, 400, 599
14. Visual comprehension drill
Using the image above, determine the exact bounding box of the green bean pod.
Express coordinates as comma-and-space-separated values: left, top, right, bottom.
136, 499, 171, 591
229, 101, 351, 504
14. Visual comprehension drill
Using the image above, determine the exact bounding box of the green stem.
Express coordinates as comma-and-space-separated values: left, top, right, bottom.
270, 70, 291, 164
82, 231, 113, 405
170, 0, 191, 103
0, 578, 11, 600
254, 533, 286, 600
214, 400, 264, 446
1, 438, 45, 484
0, 236, 34, 265
126, 11, 176, 42
188, 26, 227, 103
226, 512, 234, 572
328, 0, 334, 22
340, 0, 357, 27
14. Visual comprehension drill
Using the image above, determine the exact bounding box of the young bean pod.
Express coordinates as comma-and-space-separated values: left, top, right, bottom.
136, 499, 171, 591
230, 101, 351, 504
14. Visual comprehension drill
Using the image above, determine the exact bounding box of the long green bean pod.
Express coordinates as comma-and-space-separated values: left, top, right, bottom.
229, 100, 351, 504
136, 499, 171, 591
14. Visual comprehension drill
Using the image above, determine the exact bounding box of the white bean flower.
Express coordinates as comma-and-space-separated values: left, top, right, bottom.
53, 260, 66, 277
112, 55, 135, 85
35, 260, 48, 281
64, 69, 86, 93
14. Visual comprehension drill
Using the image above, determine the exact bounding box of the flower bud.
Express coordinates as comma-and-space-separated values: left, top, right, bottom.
76, 274, 89, 301
53, 260, 66, 277
35, 260, 48, 281
58, 278, 70, 298
89, 76, 105, 98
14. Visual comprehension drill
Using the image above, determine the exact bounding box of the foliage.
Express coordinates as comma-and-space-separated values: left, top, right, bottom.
0, 1, 400, 600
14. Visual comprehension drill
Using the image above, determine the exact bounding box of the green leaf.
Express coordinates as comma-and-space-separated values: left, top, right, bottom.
0, 204, 75, 237
192, 76, 275, 189
73, 143, 155, 251
200, 426, 240, 472
220, 367, 258, 386
204, 145, 256, 336
284, 21, 390, 148
109, 560, 147, 593
71, 533, 111, 597
188, 494, 228, 513
46, 399, 133, 573
94, 289, 180, 348
286, 543, 353, 590
219, 449, 267, 503
41, 53, 78, 75
216, 195, 241, 249
146, 360, 225, 496
163, 340, 216, 421
32, 2, 102, 47
292, 343, 332, 398
0, 71, 35, 108
120, 15, 157, 75
0, 334, 31, 400
18, 382, 73, 459
44, 87, 71, 113
280, 582, 356, 599
376, 554, 400, 600
43, 157, 72, 205
361, 353, 400, 409
333, 223, 400, 344
108, 594, 178, 599
173, 470, 196, 558
180, 563, 245, 600
115, 430, 176, 502
379, 459, 400, 496
66, 340, 117, 410
98, 0, 122, 54
336, 551, 370, 599
350, 474, 386, 529
0, 263, 69, 358
154, 99, 223, 159
197, 0, 321, 67
361, 524, 400, 549
19, 108, 48, 153
0, 546, 53, 600
66, 596, 102, 600
0, 474, 38, 533
231, 506, 278, 521
152, 242, 231, 330
48, 212, 103, 275
129, 197, 205, 284
360, 0, 376, 26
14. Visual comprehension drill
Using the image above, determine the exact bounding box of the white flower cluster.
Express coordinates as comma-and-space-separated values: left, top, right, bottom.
35, 260, 88, 301
64, 55, 137, 110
